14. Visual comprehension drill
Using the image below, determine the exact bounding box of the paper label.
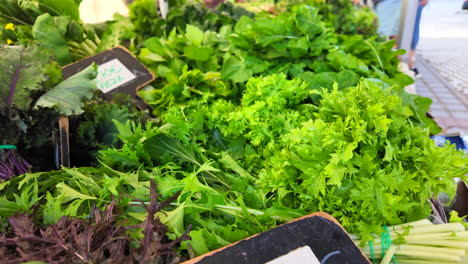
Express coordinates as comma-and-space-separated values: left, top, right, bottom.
265, 246, 320, 264
97, 59, 136, 93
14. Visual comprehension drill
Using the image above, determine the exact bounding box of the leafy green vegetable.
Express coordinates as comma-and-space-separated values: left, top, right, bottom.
38, 0, 80, 21
259, 79, 468, 241
0, 179, 190, 263
70, 94, 150, 167
0, 166, 149, 222
0, 0, 43, 25
0, 45, 49, 110
111, 73, 466, 254
32, 14, 72, 65
1, 1, 462, 260
98, 120, 161, 170
129, 1, 253, 43
34, 63, 98, 115
138, 69, 230, 116
97, 14, 135, 52
1, 1, 100, 62
138, 3, 403, 117
275, 0, 378, 36
144, 134, 231, 188
0, 0, 80, 25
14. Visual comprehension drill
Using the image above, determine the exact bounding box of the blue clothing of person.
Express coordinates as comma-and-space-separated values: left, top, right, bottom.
375, 0, 402, 37
411, 3, 425, 50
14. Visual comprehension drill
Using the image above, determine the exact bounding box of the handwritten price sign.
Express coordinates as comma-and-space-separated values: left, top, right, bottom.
62, 47, 155, 109
97, 59, 137, 93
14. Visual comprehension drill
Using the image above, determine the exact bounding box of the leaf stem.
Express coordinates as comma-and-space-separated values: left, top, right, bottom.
364, 39, 384, 71
7, 48, 24, 106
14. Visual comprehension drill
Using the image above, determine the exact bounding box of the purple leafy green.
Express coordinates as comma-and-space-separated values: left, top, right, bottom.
0, 179, 191, 263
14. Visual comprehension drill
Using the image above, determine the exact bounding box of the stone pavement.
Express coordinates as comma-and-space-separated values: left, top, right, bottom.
414, 0, 468, 135
417, 0, 468, 96
415, 58, 468, 135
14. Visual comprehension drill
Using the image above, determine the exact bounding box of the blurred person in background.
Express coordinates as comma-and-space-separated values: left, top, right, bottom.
374, 0, 402, 40
409, 0, 428, 77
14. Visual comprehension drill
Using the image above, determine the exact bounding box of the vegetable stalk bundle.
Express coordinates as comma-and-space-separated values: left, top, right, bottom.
355, 219, 468, 264
0, 147, 31, 179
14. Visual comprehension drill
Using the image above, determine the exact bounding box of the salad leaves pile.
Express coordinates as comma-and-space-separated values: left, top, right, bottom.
0, 178, 190, 263
101, 75, 468, 254
0, 0, 467, 261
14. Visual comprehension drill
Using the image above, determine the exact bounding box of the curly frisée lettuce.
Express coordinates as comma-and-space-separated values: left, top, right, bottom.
258, 79, 468, 242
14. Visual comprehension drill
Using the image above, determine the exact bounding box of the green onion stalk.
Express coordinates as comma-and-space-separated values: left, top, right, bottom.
355, 219, 468, 264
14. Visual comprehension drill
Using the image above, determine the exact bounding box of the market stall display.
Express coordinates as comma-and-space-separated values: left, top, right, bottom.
0, 0, 467, 263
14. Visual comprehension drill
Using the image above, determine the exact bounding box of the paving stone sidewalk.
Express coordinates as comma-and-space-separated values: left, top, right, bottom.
418, 0, 468, 97
419, 42, 468, 97
415, 57, 468, 135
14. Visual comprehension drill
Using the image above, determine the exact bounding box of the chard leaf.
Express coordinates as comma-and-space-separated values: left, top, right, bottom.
35, 64, 98, 116
0, 45, 49, 110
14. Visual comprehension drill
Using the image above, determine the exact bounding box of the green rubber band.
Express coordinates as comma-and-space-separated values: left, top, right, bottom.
0, 145, 16, 150
381, 225, 397, 264
381, 234, 386, 258
369, 241, 376, 264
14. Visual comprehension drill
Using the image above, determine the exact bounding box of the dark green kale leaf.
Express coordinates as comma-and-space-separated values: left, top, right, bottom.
34, 63, 98, 116
0, 45, 49, 110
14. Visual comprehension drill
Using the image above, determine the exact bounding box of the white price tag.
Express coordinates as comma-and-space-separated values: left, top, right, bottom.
97, 59, 136, 93
265, 246, 320, 264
